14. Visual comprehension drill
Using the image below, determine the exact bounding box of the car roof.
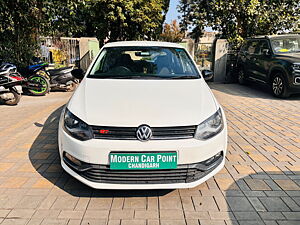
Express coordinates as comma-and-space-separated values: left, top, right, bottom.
247, 34, 300, 40
103, 41, 185, 48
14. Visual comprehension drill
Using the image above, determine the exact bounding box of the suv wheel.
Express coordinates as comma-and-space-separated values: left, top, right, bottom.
271, 73, 289, 98
238, 69, 247, 85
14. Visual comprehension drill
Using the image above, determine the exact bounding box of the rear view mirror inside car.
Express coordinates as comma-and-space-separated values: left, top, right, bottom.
135, 52, 151, 56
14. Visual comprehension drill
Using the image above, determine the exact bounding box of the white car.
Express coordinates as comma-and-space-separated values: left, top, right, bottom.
58, 41, 227, 189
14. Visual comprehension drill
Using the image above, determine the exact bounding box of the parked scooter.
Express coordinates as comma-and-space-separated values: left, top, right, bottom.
45, 66, 78, 92
0, 71, 23, 105
26, 60, 78, 92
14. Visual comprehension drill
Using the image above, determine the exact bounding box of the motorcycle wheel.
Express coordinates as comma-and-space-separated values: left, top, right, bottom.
28, 75, 50, 96
5, 88, 21, 106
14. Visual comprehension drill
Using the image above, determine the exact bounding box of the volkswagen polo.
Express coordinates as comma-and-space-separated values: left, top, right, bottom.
58, 41, 227, 189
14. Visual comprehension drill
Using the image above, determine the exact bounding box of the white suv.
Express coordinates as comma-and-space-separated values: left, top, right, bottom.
59, 41, 227, 189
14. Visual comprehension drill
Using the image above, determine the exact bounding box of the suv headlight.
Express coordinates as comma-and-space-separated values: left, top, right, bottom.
292, 63, 300, 72
63, 108, 93, 141
195, 108, 224, 140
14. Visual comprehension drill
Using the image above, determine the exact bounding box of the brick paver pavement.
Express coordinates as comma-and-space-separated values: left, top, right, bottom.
0, 84, 299, 225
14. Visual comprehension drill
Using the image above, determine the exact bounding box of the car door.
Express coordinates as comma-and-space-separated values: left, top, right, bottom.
251, 40, 272, 82
240, 40, 260, 78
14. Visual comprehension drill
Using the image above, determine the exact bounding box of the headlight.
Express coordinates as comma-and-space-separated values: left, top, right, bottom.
292, 63, 300, 72
195, 108, 224, 140
63, 108, 93, 141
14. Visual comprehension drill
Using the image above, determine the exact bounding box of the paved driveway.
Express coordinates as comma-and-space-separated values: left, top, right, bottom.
0, 84, 299, 225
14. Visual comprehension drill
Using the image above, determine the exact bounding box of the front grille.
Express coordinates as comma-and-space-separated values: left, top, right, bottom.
92, 125, 197, 140
63, 152, 223, 184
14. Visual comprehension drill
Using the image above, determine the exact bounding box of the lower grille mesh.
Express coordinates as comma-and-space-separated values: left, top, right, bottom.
75, 159, 221, 184
64, 152, 223, 184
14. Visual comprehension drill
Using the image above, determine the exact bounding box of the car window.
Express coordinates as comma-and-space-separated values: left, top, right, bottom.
177, 49, 195, 74
255, 40, 270, 55
88, 46, 200, 79
271, 37, 300, 53
240, 41, 251, 54
246, 41, 260, 55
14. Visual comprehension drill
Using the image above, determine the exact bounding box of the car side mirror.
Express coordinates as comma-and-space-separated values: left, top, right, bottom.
262, 49, 270, 56
71, 69, 85, 80
202, 70, 214, 81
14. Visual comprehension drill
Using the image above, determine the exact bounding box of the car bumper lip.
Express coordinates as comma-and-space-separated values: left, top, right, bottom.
61, 156, 225, 189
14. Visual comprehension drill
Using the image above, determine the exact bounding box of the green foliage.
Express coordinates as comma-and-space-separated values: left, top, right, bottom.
293, 21, 300, 33
75, 0, 170, 46
0, 0, 83, 66
160, 20, 185, 43
179, 0, 300, 47
0, 0, 40, 66
0, 0, 169, 66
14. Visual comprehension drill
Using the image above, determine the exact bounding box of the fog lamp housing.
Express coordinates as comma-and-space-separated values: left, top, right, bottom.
64, 152, 81, 166
203, 151, 223, 166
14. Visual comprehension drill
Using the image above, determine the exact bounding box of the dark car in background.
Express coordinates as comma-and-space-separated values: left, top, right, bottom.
237, 35, 300, 98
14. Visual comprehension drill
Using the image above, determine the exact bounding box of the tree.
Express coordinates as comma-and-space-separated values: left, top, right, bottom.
160, 20, 185, 42
293, 21, 300, 33
179, 0, 300, 47
0, 0, 83, 66
75, 0, 170, 46
178, 0, 206, 45
0, 0, 40, 66
0, 0, 170, 65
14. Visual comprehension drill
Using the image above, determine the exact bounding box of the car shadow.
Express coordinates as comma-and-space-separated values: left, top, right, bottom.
209, 83, 300, 100
223, 169, 300, 225
28, 105, 173, 197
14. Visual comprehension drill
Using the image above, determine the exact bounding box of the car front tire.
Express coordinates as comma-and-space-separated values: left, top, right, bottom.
238, 68, 247, 85
271, 73, 289, 98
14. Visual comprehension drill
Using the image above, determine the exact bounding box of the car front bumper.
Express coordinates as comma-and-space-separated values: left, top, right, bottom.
58, 114, 227, 189
288, 72, 300, 93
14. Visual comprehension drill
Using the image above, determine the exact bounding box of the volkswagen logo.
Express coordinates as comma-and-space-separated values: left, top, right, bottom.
136, 125, 152, 141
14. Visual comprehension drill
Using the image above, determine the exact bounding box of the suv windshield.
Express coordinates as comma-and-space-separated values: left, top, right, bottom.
88, 46, 200, 79
271, 37, 300, 53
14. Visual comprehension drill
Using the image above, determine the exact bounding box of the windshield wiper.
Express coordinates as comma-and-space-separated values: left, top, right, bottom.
90, 75, 137, 79
90, 75, 167, 79
89, 75, 200, 79
167, 75, 199, 79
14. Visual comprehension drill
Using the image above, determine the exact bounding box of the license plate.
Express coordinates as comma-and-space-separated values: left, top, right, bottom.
109, 152, 177, 170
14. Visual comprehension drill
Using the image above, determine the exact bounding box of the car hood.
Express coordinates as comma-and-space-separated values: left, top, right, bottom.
274, 53, 300, 63
67, 78, 218, 127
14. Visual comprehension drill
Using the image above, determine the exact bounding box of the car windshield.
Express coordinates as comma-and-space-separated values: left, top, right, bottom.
271, 37, 300, 53
88, 46, 200, 79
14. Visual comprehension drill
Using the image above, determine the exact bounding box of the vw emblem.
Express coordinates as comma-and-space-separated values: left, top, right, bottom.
136, 125, 152, 141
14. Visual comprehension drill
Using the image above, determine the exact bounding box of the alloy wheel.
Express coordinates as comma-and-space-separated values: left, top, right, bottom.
272, 76, 283, 96
238, 70, 245, 84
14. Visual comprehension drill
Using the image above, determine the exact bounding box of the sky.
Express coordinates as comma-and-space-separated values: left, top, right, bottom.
165, 0, 181, 24
165, 0, 213, 32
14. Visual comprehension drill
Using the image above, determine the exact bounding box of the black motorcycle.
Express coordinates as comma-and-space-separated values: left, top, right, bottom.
17, 62, 51, 96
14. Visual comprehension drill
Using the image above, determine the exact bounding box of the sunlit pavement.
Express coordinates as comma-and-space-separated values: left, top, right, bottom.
0, 84, 299, 225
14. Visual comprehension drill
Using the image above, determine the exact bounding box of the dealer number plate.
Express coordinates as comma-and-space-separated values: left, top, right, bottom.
109, 152, 177, 170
